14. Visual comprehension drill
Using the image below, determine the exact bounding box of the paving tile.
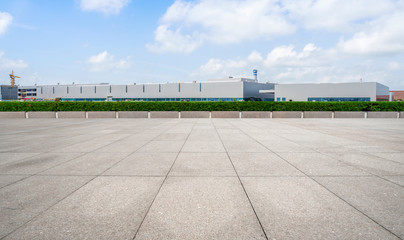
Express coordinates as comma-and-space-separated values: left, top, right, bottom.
155, 133, 189, 141
181, 141, 226, 153
135, 177, 266, 240
0, 152, 84, 174
52, 134, 129, 153
222, 140, 269, 153
382, 176, 404, 187
315, 176, 404, 238
329, 152, 404, 176
104, 153, 178, 176
0, 175, 92, 239
0, 153, 41, 166
40, 152, 130, 176
94, 139, 148, 153
137, 140, 185, 153
229, 153, 303, 176
0, 175, 27, 188
260, 140, 316, 153
0, 118, 403, 239
187, 131, 221, 141
278, 153, 369, 176
370, 153, 404, 164
5, 176, 164, 240
170, 153, 236, 176
242, 177, 398, 240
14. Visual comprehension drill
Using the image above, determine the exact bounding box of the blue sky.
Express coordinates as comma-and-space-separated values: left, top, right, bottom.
0, 0, 403, 89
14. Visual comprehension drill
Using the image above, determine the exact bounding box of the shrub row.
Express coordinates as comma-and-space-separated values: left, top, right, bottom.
1, 101, 404, 112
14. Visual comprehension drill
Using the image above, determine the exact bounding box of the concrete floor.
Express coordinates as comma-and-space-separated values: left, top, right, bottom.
0, 118, 403, 240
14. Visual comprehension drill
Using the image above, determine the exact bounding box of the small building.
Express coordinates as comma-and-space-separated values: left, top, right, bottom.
18, 86, 37, 100
0, 85, 18, 101
272, 82, 389, 102
390, 91, 404, 101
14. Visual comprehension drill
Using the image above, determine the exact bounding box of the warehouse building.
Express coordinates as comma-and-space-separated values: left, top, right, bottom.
26, 67, 390, 102
36, 77, 275, 101
270, 82, 389, 102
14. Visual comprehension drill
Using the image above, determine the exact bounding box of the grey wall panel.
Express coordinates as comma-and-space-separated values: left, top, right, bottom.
243, 82, 274, 99
58, 111, 86, 118
334, 112, 365, 118
27, 112, 56, 118
303, 111, 333, 118
150, 111, 179, 118
367, 112, 398, 118
118, 111, 148, 118
274, 82, 382, 102
0, 112, 26, 118
211, 111, 239, 118
87, 111, 116, 118
272, 111, 302, 118
181, 111, 210, 118
242, 111, 271, 118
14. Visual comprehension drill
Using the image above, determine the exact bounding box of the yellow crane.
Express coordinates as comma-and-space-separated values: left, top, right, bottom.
9, 70, 20, 86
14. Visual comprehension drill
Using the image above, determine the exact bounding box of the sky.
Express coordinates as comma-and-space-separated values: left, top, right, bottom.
0, 0, 403, 89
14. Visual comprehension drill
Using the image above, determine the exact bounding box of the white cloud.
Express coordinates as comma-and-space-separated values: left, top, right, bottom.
0, 51, 28, 69
0, 12, 13, 35
248, 51, 263, 63
146, 25, 203, 54
148, 0, 295, 53
264, 43, 331, 67
200, 58, 247, 74
191, 43, 358, 83
80, 0, 130, 15
87, 51, 131, 72
338, 11, 404, 55
149, 0, 404, 54
282, 0, 395, 32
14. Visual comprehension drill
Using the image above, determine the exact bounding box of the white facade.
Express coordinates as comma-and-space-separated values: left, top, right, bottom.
36, 78, 275, 101
274, 82, 389, 102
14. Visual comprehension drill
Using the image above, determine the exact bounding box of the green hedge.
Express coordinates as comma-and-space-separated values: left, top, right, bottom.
0, 101, 403, 112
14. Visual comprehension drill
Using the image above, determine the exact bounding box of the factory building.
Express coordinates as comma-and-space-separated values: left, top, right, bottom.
17, 68, 390, 102
34, 80, 390, 102
36, 77, 275, 101
270, 82, 389, 102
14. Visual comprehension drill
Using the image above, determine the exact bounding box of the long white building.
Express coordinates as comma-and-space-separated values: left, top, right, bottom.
36, 78, 275, 101
26, 75, 390, 102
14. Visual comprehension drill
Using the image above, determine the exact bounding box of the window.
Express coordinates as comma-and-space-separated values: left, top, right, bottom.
276, 97, 280, 101
94, 86, 97, 93
282, 97, 286, 101
80, 86, 82, 94
126, 85, 128, 93
178, 83, 181, 92
110, 85, 112, 93
53, 87, 55, 94
67, 87, 69, 94
199, 83, 202, 92
159, 84, 161, 93
142, 85, 145, 93
308, 97, 371, 102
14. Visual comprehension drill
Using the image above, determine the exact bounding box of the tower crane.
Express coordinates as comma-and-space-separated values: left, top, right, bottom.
9, 70, 20, 86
